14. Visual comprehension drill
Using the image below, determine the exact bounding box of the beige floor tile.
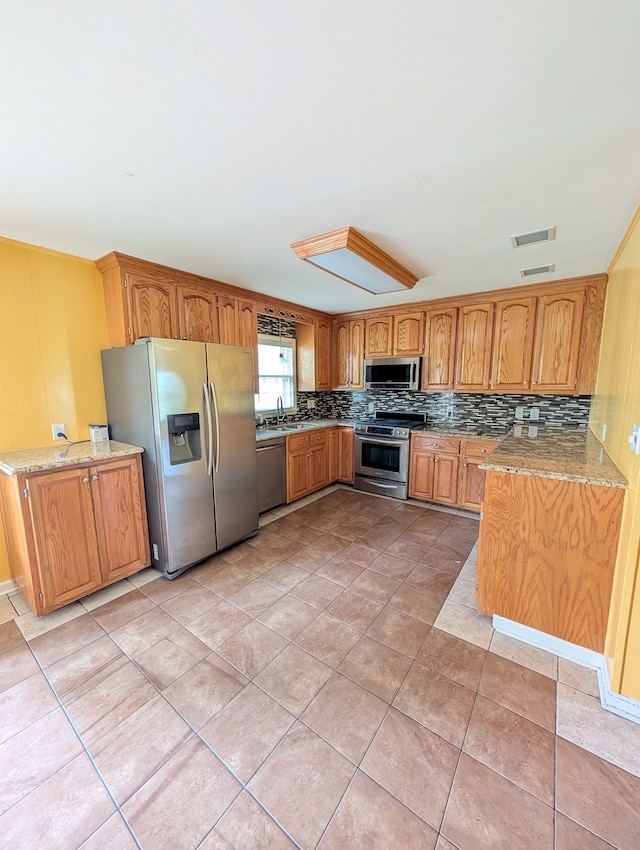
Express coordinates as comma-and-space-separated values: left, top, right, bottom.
0, 672, 59, 746
387, 584, 444, 625
81, 579, 139, 611
290, 574, 343, 609
122, 737, 241, 849
160, 584, 220, 624
15, 601, 85, 640
29, 613, 106, 667
0, 620, 23, 655
339, 635, 412, 703
254, 644, 332, 715
433, 598, 494, 649
79, 813, 138, 849
134, 629, 209, 689
217, 620, 288, 677
8, 592, 31, 616
441, 753, 554, 850
417, 628, 487, 691
0, 595, 16, 624
0, 642, 39, 693
365, 607, 431, 659
0, 753, 115, 850
361, 707, 459, 831
556, 737, 640, 850
126, 567, 160, 587
489, 631, 558, 679
479, 653, 556, 732
325, 589, 384, 632
89, 695, 193, 804
200, 683, 295, 783
163, 654, 248, 730
45, 635, 127, 703
556, 682, 640, 779
257, 595, 319, 640
301, 672, 388, 764
248, 722, 355, 850
554, 812, 617, 850
319, 770, 437, 849
200, 791, 296, 848
110, 607, 179, 657
90, 589, 156, 632
447, 578, 477, 609
557, 658, 599, 698
186, 600, 252, 649
294, 612, 360, 667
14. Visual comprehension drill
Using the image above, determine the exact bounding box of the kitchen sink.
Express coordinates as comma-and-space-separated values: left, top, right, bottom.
282, 423, 307, 430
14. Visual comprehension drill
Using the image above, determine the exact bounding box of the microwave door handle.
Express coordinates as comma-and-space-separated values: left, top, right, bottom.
412, 362, 417, 385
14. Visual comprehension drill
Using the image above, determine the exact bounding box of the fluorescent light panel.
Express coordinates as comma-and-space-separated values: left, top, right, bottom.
511, 226, 556, 248
291, 227, 418, 295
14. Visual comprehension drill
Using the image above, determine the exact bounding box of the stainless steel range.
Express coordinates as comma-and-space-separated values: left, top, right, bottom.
354, 411, 427, 500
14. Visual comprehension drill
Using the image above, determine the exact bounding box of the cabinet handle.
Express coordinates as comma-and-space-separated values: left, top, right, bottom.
92, 474, 98, 480
82, 477, 89, 483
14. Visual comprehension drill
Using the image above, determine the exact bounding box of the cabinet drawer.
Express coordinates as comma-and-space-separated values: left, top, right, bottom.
287, 434, 310, 451
412, 435, 460, 454
461, 438, 498, 460
309, 429, 328, 446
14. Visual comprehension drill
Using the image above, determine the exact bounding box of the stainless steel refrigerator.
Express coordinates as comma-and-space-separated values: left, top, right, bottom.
101, 338, 258, 578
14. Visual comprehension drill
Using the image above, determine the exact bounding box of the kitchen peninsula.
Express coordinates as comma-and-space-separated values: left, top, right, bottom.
476, 426, 626, 652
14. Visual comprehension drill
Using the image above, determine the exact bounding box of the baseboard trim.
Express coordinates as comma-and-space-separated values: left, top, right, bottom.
493, 615, 640, 725
0, 579, 16, 597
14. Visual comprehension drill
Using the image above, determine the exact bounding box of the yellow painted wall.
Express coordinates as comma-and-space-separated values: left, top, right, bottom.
0, 238, 108, 583
590, 206, 640, 700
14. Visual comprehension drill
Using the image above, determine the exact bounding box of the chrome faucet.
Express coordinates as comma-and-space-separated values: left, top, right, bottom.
276, 396, 286, 425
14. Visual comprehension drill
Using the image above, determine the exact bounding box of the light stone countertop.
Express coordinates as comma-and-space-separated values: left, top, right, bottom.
479, 426, 627, 488
0, 441, 144, 475
255, 419, 508, 443
255, 419, 355, 442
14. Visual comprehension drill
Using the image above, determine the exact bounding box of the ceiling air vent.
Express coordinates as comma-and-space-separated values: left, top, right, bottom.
511, 226, 556, 248
520, 264, 555, 278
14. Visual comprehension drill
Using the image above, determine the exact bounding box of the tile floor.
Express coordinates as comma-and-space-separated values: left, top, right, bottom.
1, 486, 640, 849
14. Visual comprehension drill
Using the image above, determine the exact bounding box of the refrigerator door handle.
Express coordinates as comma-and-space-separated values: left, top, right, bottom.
210, 381, 221, 474
203, 382, 214, 475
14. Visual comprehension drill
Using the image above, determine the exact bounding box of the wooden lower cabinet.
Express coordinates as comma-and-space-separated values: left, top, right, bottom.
0, 454, 150, 616
457, 439, 499, 511
408, 436, 460, 505
477, 470, 624, 652
409, 434, 498, 509
286, 426, 354, 503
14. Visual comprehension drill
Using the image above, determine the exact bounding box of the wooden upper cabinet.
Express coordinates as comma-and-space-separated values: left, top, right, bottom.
394, 312, 424, 355
365, 317, 393, 357
218, 295, 240, 345
333, 319, 365, 389
490, 297, 537, 392
365, 312, 424, 357
178, 286, 219, 343
423, 307, 457, 391
127, 273, 179, 341
297, 319, 332, 391
531, 292, 584, 393
454, 303, 494, 391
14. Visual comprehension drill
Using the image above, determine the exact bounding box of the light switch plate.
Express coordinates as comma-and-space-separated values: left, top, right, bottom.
515, 406, 525, 420
529, 407, 540, 421
629, 424, 640, 455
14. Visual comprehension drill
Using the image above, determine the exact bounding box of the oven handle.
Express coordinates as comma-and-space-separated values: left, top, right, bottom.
356, 436, 407, 449
363, 480, 400, 489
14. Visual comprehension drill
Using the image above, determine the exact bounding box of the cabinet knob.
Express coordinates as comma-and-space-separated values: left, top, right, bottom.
531, 381, 537, 385
92, 474, 98, 480
523, 381, 528, 386
462, 463, 468, 467
82, 477, 89, 483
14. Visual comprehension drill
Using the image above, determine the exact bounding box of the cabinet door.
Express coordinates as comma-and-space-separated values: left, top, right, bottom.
531, 292, 584, 393
491, 297, 536, 392
349, 320, 365, 389
365, 316, 393, 357
309, 443, 329, 491
27, 468, 103, 609
423, 308, 457, 391
178, 286, 219, 343
237, 299, 258, 350
433, 454, 459, 505
394, 312, 424, 355
408, 451, 434, 501
218, 296, 239, 345
127, 274, 179, 341
455, 303, 494, 391
333, 320, 351, 389
90, 456, 150, 582
338, 428, 354, 483
315, 319, 332, 390
458, 460, 485, 511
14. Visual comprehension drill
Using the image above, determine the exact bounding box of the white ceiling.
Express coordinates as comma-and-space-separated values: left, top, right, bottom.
2, 1, 639, 314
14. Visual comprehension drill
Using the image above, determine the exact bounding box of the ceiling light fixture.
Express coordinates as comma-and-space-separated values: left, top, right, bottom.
520, 264, 556, 277
290, 227, 418, 295
511, 226, 556, 248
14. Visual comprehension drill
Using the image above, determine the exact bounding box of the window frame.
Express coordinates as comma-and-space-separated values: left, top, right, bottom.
254, 333, 297, 414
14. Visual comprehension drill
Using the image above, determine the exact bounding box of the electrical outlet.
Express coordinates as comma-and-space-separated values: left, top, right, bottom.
446, 405, 454, 419
368, 402, 375, 413
529, 407, 540, 421
515, 406, 525, 420
629, 424, 640, 455
51, 423, 65, 441
307, 399, 316, 409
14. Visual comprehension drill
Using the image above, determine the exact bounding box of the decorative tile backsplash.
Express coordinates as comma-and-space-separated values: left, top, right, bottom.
257, 314, 297, 339
297, 390, 591, 428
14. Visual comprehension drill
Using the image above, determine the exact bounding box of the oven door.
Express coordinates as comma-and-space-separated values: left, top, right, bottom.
355, 435, 408, 483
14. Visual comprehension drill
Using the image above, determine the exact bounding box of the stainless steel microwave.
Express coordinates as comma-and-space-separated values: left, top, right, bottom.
364, 357, 420, 390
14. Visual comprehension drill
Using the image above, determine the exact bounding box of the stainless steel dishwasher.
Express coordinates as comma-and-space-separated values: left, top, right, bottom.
256, 436, 287, 513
